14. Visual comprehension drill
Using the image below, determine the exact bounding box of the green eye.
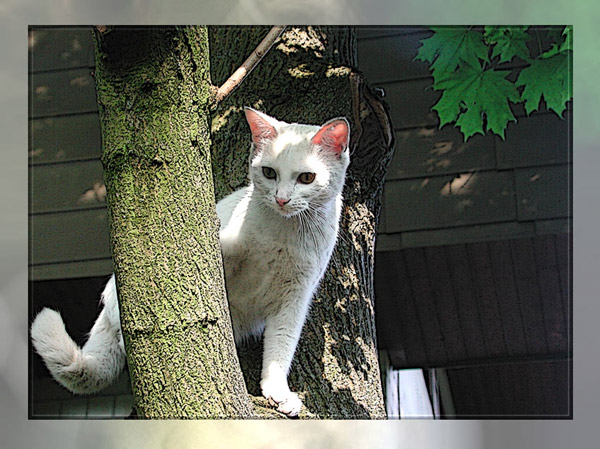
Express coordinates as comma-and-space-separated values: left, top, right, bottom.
298, 172, 316, 184
262, 167, 277, 179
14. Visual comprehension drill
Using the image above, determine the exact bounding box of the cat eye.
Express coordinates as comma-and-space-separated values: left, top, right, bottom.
297, 172, 316, 184
262, 167, 277, 180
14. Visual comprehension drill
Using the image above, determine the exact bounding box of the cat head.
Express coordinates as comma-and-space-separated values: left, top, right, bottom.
244, 108, 350, 218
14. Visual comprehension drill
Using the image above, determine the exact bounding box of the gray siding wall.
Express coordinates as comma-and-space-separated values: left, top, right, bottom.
29, 26, 572, 278
29, 28, 112, 280
356, 27, 571, 252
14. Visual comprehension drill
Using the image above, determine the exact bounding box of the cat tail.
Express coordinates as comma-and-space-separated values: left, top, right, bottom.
30, 275, 126, 394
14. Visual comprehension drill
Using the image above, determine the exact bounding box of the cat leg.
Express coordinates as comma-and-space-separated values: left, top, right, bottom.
260, 300, 309, 417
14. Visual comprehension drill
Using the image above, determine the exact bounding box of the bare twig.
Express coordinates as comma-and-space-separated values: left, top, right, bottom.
213, 26, 286, 105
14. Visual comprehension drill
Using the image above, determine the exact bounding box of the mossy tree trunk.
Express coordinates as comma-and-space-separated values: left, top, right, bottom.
93, 26, 253, 418
210, 26, 394, 418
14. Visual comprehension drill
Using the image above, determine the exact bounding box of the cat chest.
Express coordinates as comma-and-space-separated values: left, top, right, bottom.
223, 245, 317, 306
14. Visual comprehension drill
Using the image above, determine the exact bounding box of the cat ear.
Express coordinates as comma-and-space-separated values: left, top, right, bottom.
311, 118, 350, 156
244, 108, 278, 151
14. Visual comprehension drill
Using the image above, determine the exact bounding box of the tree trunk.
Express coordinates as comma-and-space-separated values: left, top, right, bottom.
93, 26, 253, 418
209, 26, 393, 418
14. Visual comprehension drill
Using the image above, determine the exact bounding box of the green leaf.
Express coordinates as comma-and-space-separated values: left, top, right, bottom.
415, 28, 489, 81
559, 26, 572, 53
455, 103, 485, 140
484, 26, 530, 63
541, 26, 572, 59
432, 63, 519, 140
516, 53, 572, 116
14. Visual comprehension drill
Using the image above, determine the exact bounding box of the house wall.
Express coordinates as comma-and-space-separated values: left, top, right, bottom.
356, 27, 571, 251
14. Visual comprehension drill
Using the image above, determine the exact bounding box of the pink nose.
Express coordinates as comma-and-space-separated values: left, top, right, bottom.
275, 197, 290, 207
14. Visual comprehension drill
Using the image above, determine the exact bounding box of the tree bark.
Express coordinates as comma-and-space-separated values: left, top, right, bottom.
209, 26, 393, 418
93, 26, 253, 419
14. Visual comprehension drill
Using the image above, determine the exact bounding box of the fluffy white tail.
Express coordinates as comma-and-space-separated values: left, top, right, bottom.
30, 275, 125, 394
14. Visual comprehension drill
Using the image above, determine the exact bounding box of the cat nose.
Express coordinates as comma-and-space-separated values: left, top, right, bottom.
275, 197, 290, 207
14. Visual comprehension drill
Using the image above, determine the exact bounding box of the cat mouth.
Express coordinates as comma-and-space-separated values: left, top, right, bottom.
272, 203, 301, 218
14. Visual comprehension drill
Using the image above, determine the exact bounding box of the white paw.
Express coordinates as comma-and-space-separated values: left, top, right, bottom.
260, 377, 302, 417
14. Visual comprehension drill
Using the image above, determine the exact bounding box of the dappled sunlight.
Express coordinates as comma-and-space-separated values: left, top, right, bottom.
77, 182, 107, 205
69, 74, 91, 87
390, 125, 494, 180
431, 140, 453, 156
287, 63, 315, 78
211, 105, 241, 133
61, 35, 83, 61
441, 172, 478, 197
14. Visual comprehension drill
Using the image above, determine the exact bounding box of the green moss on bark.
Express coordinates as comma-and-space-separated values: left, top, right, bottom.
93, 26, 253, 419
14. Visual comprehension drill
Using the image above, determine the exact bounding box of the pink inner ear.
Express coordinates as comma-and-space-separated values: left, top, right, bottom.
311, 119, 349, 155
245, 108, 277, 146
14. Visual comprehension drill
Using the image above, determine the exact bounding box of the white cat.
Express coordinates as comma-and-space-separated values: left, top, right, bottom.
30, 108, 350, 417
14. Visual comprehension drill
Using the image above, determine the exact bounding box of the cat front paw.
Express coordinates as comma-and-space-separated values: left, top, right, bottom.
260, 377, 302, 417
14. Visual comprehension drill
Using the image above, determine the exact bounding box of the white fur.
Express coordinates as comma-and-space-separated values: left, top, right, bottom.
30, 110, 350, 417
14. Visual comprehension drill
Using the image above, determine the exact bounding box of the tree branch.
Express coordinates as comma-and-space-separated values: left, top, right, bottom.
212, 26, 286, 106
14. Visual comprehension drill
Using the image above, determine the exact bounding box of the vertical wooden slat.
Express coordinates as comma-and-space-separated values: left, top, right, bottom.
466, 242, 507, 357
554, 233, 572, 322
444, 244, 488, 359
402, 247, 448, 365
445, 369, 468, 415
375, 251, 427, 366
488, 241, 528, 356
424, 246, 468, 362
533, 236, 568, 353
509, 238, 549, 354
393, 251, 431, 366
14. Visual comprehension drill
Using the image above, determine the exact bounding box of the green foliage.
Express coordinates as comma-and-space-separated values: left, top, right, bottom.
415, 26, 572, 141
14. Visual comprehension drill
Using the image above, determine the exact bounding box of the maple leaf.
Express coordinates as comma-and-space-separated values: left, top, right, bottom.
516, 52, 571, 116
559, 26, 573, 53
415, 27, 489, 81
484, 26, 530, 63
540, 26, 573, 59
433, 63, 520, 140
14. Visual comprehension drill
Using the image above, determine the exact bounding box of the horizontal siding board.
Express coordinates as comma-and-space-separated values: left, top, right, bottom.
389, 126, 496, 180
30, 114, 102, 164
516, 165, 571, 221
60, 397, 88, 418
535, 218, 571, 235
399, 221, 535, 249
30, 258, 113, 281
30, 160, 106, 214
86, 396, 115, 418
496, 112, 571, 168
357, 26, 427, 39
357, 31, 432, 83
32, 400, 62, 418
30, 209, 111, 265
114, 395, 134, 417
31, 68, 98, 118
384, 170, 516, 233
29, 28, 95, 72
377, 79, 440, 129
